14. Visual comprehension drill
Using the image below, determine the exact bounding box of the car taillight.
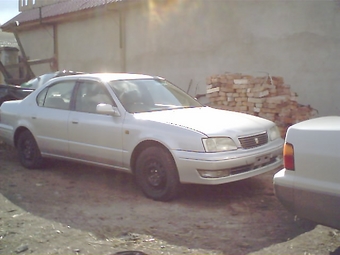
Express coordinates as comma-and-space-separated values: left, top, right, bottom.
283, 142, 295, 170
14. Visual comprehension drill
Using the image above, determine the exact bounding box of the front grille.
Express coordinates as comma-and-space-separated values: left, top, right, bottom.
230, 155, 278, 175
238, 132, 268, 149
198, 155, 281, 178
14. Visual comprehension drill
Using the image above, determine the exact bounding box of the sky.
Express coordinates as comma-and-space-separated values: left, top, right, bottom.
0, 0, 20, 25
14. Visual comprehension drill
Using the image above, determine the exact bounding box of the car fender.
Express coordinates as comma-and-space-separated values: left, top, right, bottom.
122, 118, 206, 169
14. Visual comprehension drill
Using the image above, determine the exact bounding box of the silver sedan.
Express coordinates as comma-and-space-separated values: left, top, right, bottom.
0, 73, 283, 201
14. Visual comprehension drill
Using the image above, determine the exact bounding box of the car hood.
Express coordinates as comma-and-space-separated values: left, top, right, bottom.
134, 107, 273, 136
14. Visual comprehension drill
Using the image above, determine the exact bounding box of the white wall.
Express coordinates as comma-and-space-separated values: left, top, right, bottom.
124, 0, 340, 116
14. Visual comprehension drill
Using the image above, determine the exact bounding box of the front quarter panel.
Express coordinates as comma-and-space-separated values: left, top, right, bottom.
121, 112, 283, 186
121, 114, 206, 167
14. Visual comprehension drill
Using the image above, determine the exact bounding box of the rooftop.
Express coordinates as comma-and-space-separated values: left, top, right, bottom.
1, 0, 129, 30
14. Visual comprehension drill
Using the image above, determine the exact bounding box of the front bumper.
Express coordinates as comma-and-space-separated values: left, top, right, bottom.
173, 139, 283, 185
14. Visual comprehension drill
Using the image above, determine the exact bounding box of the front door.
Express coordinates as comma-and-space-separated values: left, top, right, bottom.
68, 80, 124, 168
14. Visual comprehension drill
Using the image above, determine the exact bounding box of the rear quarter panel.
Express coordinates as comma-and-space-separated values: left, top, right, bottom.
286, 117, 340, 229
0, 100, 23, 145
286, 119, 340, 193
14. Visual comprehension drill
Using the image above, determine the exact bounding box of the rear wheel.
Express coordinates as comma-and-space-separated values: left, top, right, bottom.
135, 146, 181, 201
17, 130, 43, 169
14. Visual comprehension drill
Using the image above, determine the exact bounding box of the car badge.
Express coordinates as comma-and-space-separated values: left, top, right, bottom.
254, 137, 259, 144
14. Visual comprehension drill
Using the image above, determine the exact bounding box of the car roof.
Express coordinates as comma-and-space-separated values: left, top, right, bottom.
53, 73, 156, 83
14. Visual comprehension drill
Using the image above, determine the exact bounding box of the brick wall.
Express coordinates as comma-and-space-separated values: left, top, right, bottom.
206, 73, 318, 138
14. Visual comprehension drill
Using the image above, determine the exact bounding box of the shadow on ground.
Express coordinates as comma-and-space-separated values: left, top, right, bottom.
0, 146, 317, 254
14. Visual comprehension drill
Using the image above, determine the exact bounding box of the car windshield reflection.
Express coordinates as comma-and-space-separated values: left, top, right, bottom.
108, 78, 202, 113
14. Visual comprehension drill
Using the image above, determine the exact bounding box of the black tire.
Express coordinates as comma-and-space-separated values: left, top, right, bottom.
17, 130, 44, 169
135, 146, 181, 201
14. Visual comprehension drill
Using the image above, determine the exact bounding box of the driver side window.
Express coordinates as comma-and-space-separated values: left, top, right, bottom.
74, 81, 114, 113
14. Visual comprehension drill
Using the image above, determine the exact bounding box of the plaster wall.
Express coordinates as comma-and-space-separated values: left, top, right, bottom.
124, 0, 340, 116
57, 11, 122, 73
18, 27, 54, 75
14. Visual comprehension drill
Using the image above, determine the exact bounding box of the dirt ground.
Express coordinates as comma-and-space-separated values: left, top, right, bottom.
1, 142, 340, 255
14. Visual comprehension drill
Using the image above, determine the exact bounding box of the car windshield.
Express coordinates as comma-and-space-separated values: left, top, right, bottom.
108, 78, 202, 113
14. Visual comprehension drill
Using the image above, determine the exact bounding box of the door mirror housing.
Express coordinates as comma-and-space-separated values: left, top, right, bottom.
96, 103, 120, 117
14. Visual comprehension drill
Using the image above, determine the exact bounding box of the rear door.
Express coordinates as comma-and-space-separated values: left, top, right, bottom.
32, 80, 76, 156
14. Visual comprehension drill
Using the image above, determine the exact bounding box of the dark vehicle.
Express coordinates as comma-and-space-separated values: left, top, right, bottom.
0, 83, 33, 105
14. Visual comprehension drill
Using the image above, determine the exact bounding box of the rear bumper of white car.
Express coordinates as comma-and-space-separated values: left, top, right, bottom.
174, 140, 283, 185
273, 169, 295, 213
274, 169, 340, 230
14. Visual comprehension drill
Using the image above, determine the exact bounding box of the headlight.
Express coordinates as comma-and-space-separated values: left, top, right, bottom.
202, 137, 237, 152
269, 125, 281, 140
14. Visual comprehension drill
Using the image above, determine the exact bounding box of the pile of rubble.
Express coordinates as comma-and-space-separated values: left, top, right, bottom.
206, 73, 318, 137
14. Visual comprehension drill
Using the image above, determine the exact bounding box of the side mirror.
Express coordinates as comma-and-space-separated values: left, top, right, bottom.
96, 103, 121, 117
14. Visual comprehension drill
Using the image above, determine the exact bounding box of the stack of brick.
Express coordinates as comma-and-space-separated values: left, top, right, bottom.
206, 73, 318, 137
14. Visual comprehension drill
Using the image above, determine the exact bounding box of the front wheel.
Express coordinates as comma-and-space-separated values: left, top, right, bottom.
17, 130, 44, 169
135, 146, 181, 201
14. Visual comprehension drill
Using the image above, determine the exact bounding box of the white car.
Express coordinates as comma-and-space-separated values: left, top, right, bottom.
274, 116, 340, 229
0, 73, 283, 201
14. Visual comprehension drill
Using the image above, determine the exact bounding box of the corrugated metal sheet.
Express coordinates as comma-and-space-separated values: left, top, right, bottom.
1, 0, 129, 29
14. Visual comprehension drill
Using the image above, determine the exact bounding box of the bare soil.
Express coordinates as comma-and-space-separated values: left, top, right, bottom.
0, 142, 339, 255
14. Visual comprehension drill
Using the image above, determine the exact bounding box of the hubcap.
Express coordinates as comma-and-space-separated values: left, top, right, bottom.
22, 140, 34, 160
146, 162, 165, 188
